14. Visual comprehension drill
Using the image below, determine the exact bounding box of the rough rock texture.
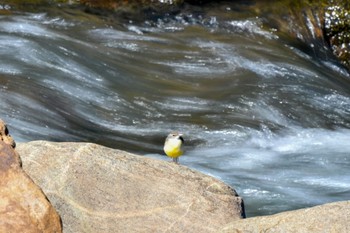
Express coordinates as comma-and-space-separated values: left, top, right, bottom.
0, 134, 62, 232
0, 119, 16, 149
220, 201, 350, 233
325, 3, 350, 69
17, 141, 245, 233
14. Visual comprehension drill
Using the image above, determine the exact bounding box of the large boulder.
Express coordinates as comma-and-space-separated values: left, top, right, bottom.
0, 121, 62, 233
220, 200, 350, 233
17, 141, 245, 233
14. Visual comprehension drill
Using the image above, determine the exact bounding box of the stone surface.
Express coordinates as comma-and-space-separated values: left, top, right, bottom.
0, 140, 62, 233
0, 119, 16, 148
325, 3, 350, 69
17, 141, 245, 233
220, 201, 350, 233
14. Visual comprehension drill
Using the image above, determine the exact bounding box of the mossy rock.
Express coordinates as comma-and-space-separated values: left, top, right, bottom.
325, 2, 350, 68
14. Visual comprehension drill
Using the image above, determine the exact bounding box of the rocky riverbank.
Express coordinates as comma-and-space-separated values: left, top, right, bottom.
0, 119, 349, 232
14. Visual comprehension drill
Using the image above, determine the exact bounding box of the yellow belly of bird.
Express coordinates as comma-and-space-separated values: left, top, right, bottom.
164, 145, 183, 158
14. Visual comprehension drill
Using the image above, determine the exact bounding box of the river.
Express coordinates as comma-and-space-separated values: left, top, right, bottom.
0, 3, 349, 217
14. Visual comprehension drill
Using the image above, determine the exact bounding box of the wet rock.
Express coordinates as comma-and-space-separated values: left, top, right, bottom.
17, 141, 245, 233
0, 134, 62, 232
2, 0, 183, 10
249, 0, 350, 70
220, 201, 350, 233
325, 3, 350, 69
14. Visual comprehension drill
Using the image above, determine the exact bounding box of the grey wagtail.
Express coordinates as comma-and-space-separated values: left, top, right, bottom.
163, 132, 184, 164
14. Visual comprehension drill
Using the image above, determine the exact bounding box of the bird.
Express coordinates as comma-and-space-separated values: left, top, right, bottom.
163, 132, 184, 164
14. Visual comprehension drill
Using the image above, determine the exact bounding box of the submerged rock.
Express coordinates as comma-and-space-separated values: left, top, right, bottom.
0, 121, 62, 233
17, 141, 245, 233
220, 200, 350, 233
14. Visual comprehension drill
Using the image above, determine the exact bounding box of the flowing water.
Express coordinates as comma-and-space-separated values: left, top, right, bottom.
0, 3, 350, 217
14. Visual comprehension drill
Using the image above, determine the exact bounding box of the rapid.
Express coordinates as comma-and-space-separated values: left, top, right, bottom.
0, 3, 349, 217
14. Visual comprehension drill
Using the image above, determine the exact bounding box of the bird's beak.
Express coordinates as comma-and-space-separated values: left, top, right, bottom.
178, 135, 184, 143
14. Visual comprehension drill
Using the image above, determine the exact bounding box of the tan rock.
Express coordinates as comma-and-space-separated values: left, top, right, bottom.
0, 140, 62, 233
17, 141, 245, 233
0, 119, 16, 148
219, 201, 350, 233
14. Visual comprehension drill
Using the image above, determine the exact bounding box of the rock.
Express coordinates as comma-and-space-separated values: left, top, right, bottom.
325, 3, 350, 69
3, 0, 184, 11
219, 200, 350, 233
0, 140, 62, 233
0, 119, 16, 148
17, 141, 245, 233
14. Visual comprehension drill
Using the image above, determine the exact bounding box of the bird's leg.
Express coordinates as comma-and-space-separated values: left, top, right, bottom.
173, 157, 179, 164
